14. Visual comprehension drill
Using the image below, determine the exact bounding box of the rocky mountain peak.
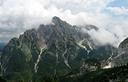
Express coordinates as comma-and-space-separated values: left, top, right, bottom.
119, 38, 128, 49
52, 16, 62, 24
110, 37, 128, 67
85, 25, 99, 31
0, 16, 117, 82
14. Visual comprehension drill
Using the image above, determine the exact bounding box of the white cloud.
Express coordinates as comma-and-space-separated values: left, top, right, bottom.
87, 28, 116, 46
107, 7, 128, 15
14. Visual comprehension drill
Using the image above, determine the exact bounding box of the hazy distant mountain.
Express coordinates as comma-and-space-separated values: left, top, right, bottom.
0, 17, 117, 82
0, 43, 6, 51
0, 43, 6, 56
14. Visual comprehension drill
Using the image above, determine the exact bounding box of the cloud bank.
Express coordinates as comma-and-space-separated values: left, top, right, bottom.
0, 0, 128, 47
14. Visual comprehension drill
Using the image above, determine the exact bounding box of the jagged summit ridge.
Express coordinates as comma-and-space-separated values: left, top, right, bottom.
0, 16, 116, 82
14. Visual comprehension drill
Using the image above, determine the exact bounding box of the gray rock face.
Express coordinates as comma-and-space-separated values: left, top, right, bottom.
84, 25, 99, 31
112, 38, 128, 66
0, 16, 116, 81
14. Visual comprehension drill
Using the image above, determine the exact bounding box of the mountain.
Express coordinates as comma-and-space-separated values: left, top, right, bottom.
0, 43, 6, 52
60, 64, 128, 82
0, 16, 116, 82
111, 38, 128, 66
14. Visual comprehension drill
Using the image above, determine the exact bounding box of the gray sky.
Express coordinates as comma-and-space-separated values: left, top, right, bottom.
0, 0, 128, 47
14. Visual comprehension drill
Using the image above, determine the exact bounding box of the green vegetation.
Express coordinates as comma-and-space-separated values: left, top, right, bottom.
61, 64, 128, 82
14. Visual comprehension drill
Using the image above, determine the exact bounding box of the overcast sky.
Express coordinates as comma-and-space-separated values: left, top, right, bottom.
0, 0, 128, 47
